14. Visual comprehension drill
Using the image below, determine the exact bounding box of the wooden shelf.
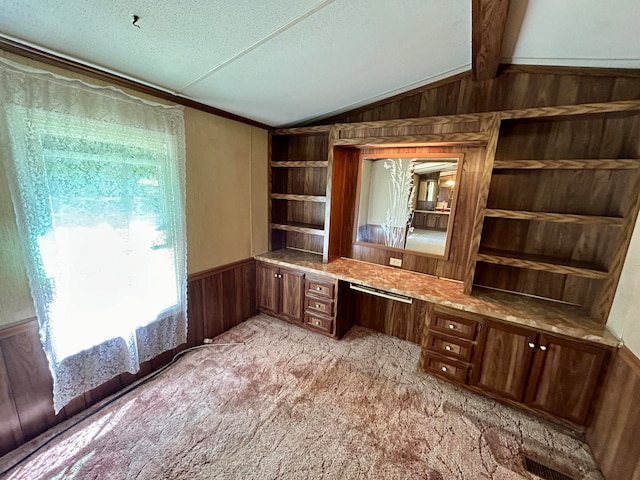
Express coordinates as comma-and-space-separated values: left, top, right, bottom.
271, 222, 325, 236
271, 193, 327, 203
476, 248, 609, 280
493, 159, 640, 170
484, 209, 625, 226
271, 161, 328, 168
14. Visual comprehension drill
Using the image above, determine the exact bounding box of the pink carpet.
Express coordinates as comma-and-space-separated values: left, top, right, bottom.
0, 314, 602, 479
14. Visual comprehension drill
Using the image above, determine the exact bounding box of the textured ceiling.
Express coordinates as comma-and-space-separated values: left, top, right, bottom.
0, 1, 638, 127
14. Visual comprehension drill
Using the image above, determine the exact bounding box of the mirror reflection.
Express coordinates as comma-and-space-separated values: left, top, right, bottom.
355, 156, 460, 257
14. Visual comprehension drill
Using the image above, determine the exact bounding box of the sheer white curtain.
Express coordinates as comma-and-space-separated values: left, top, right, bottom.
0, 58, 188, 413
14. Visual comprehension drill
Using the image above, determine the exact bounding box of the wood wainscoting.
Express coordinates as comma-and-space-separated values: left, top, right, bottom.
0, 258, 256, 457
586, 346, 640, 480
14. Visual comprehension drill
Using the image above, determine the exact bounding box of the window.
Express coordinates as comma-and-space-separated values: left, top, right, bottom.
0, 58, 187, 412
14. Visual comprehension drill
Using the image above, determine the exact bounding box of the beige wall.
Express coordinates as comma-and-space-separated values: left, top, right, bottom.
607, 215, 640, 356
185, 108, 268, 273
0, 51, 268, 328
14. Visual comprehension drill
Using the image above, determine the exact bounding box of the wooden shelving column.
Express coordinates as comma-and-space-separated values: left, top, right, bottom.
269, 126, 332, 258
465, 106, 640, 324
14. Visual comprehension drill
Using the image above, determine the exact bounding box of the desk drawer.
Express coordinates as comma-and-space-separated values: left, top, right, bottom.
425, 332, 474, 362
422, 352, 469, 383
305, 313, 333, 334
305, 297, 334, 317
431, 312, 478, 340
306, 279, 335, 299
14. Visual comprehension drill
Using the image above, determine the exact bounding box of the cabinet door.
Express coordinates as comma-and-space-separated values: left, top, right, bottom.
280, 268, 304, 323
257, 263, 280, 315
524, 335, 608, 424
470, 321, 537, 401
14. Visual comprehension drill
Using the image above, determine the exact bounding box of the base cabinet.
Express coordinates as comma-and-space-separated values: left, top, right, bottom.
257, 261, 342, 338
422, 309, 611, 426
256, 263, 304, 323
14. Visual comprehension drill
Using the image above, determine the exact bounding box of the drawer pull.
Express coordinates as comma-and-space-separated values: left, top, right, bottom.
315, 304, 321, 308
528, 342, 535, 348
441, 366, 447, 372
315, 321, 321, 326
448, 324, 456, 330
316, 286, 322, 291
444, 345, 452, 351
539, 345, 547, 351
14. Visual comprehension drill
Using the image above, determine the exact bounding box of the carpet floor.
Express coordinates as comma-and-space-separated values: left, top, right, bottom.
0, 315, 603, 479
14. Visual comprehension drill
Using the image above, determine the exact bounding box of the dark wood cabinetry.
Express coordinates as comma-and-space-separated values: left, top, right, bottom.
421, 308, 483, 386
257, 261, 343, 337
256, 262, 304, 323
524, 334, 608, 424
422, 309, 611, 426
270, 130, 331, 258
470, 321, 538, 401
303, 274, 337, 335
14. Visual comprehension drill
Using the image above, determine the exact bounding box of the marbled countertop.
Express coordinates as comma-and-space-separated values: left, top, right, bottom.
255, 249, 620, 347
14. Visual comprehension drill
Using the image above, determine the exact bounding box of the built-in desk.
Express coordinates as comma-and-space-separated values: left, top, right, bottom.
255, 249, 619, 347
256, 248, 620, 426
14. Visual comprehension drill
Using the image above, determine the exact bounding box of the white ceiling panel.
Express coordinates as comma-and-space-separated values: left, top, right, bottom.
0, 0, 637, 126
502, 0, 640, 68
0, 0, 327, 90
182, 0, 471, 126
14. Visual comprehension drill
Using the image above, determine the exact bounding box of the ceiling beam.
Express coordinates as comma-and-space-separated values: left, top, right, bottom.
472, 0, 511, 81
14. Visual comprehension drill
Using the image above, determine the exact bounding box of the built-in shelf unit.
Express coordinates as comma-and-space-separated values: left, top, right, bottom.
270, 126, 332, 258
469, 109, 640, 323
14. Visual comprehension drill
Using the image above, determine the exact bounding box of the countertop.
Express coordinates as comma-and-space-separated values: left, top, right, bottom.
255, 249, 620, 347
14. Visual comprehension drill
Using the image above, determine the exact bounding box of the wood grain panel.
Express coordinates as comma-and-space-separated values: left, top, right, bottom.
0, 350, 23, 456
471, 321, 537, 401
345, 286, 429, 344
333, 132, 489, 146
493, 159, 640, 169
524, 335, 609, 425
326, 146, 360, 261
479, 218, 620, 273
476, 249, 608, 279
463, 114, 501, 293
0, 258, 257, 457
484, 209, 625, 225
271, 161, 328, 168
317, 67, 640, 125
587, 346, 640, 480
472, 0, 510, 81
280, 268, 304, 323
0, 324, 61, 441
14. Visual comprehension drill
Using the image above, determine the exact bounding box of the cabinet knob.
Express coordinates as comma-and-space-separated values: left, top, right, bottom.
315, 304, 320, 308
448, 324, 456, 330
539, 345, 547, 351
315, 321, 320, 326
316, 286, 322, 291
528, 342, 535, 348
274, 273, 278, 278
441, 366, 447, 372
444, 345, 452, 351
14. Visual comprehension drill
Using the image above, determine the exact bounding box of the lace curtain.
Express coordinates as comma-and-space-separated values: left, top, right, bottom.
0, 58, 188, 413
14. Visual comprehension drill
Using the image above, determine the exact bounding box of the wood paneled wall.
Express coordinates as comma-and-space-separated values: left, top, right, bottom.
317, 65, 640, 124
0, 258, 256, 458
337, 282, 431, 344
587, 346, 640, 480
